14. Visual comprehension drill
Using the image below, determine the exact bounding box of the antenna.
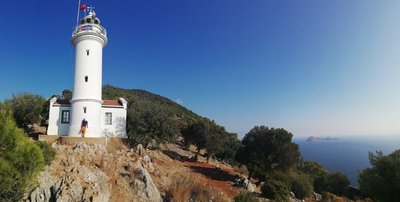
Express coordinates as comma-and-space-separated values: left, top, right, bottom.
76, 0, 81, 27
87, 6, 95, 13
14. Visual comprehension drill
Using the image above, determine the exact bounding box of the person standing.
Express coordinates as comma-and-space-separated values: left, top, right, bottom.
81, 118, 88, 137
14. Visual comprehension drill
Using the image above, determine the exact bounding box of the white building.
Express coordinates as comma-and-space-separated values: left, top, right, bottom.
47, 9, 127, 138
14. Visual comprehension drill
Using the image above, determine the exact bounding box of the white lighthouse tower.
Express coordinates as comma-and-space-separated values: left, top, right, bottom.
46, 7, 127, 138
68, 9, 107, 137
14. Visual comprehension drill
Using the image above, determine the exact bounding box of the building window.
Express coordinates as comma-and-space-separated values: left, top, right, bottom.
86, 49, 90, 56
85, 76, 88, 82
61, 110, 70, 124
86, 18, 92, 23
84, 107, 87, 114
105, 112, 112, 125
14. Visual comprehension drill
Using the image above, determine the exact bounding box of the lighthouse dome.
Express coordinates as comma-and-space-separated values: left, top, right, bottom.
72, 11, 107, 47
80, 12, 101, 25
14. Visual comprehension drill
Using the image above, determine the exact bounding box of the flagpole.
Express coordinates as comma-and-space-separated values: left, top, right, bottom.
76, 0, 81, 27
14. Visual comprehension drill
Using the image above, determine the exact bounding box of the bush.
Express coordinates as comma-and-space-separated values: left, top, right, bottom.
326, 172, 350, 196
181, 119, 229, 161
234, 191, 258, 202
236, 126, 301, 179
127, 101, 178, 147
215, 132, 241, 165
268, 171, 313, 199
300, 160, 329, 177
35, 141, 56, 165
300, 161, 349, 196
290, 173, 313, 199
359, 150, 400, 202
261, 180, 290, 201
10, 93, 46, 128
0, 102, 46, 201
0, 159, 22, 201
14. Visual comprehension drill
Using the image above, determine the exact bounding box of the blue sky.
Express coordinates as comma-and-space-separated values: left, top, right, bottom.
0, 1, 399, 137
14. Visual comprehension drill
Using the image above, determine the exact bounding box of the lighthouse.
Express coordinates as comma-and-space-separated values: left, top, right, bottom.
46, 7, 127, 138
68, 9, 107, 137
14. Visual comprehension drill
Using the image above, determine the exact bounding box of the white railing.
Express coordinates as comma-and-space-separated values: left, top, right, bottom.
72, 24, 107, 36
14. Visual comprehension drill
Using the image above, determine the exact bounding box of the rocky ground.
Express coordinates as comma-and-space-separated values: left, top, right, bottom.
25, 138, 246, 202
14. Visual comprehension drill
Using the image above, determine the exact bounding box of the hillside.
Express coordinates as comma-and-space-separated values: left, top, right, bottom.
102, 84, 202, 125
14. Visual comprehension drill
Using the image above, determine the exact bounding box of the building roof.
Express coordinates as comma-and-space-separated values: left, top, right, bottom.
53, 99, 123, 107
102, 100, 122, 106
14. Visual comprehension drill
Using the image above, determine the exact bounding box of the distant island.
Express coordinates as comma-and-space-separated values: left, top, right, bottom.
306, 136, 339, 142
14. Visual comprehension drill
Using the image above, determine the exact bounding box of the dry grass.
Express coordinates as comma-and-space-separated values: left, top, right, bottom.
235, 165, 249, 177
106, 137, 129, 154
165, 174, 228, 202
165, 175, 192, 202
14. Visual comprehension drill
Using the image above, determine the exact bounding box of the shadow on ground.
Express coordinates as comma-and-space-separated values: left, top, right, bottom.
162, 150, 194, 162
188, 165, 237, 182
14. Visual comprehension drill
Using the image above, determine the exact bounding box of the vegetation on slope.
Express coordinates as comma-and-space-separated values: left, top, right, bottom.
0, 102, 55, 201
102, 84, 200, 126
102, 85, 240, 164
103, 85, 200, 145
300, 161, 350, 196
359, 150, 400, 202
236, 126, 301, 179
10, 93, 47, 129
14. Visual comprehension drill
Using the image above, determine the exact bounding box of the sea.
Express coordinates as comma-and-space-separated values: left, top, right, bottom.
293, 135, 400, 186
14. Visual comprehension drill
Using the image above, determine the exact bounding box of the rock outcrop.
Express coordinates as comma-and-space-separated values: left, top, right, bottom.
132, 162, 162, 202
26, 141, 162, 202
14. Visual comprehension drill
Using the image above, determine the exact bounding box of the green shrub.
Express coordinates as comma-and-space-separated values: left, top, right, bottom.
0, 102, 47, 201
10, 93, 46, 128
326, 172, 350, 196
126, 101, 178, 147
268, 170, 313, 199
261, 180, 289, 201
234, 191, 258, 202
35, 141, 56, 165
290, 173, 313, 199
236, 126, 301, 179
359, 150, 400, 202
300, 160, 329, 177
267, 170, 292, 185
300, 161, 349, 196
0, 159, 22, 201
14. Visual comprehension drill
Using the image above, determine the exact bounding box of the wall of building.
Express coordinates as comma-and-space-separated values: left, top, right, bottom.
47, 103, 71, 136
47, 98, 127, 138
101, 106, 127, 137
68, 101, 102, 137
69, 38, 104, 137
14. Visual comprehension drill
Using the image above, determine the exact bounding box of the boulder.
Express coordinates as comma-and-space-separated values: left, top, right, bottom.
235, 178, 255, 192
136, 144, 145, 156
313, 192, 322, 201
133, 162, 162, 202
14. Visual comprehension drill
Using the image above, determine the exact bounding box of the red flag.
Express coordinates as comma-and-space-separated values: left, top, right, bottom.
80, 4, 86, 11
